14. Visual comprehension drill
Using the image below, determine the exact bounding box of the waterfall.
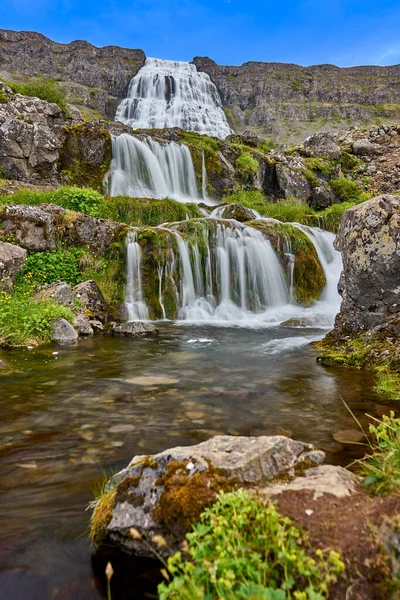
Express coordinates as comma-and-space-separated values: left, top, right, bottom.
105, 133, 209, 203
115, 57, 232, 140
124, 218, 342, 327
125, 231, 149, 321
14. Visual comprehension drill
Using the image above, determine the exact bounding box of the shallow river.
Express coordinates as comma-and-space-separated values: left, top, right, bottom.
0, 324, 392, 599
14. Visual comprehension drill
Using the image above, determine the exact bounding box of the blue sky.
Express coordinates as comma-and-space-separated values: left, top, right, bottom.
3, 0, 400, 66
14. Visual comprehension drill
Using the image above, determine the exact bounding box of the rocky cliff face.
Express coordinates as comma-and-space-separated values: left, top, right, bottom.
0, 29, 145, 119
193, 57, 400, 144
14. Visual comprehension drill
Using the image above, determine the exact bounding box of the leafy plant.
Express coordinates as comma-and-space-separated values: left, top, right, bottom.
359, 412, 400, 496
0, 290, 74, 347
17, 249, 84, 288
158, 489, 344, 600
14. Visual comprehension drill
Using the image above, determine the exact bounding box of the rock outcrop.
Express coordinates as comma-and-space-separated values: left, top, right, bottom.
0, 29, 145, 119
112, 321, 159, 337
0, 241, 27, 292
0, 204, 126, 255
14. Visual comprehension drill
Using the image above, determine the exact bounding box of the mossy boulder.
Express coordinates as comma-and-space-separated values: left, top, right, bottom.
58, 121, 112, 190
248, 220, 326, 305
90, 435, 324, 557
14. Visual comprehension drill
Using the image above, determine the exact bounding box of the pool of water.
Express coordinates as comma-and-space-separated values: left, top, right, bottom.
0, 324, 392, 599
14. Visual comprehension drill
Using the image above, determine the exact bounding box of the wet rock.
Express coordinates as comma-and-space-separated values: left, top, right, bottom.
214, 203, 257, 222
303, 131, 341, 160
281, 317, 315, 328
73, 314, 94, 336
0, 241, 27, 292
34, 281, 73, 307
112, 322, 159, 337
353, 139, 380, 156
73, 280, 106, 314
51, 318, 78, 345
95, 435, 324, 558
332, 429, 366, 443
89, 319, 104, 332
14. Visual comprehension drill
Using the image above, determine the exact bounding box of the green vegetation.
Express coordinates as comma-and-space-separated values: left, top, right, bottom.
340, 152, 363, 173
319, 201, 357, 233
359, 412, 400, 496
110, 196, 202, 227
0, 187, 113, 219
236, 152, 259, 183
17, 249, 84, 288
179, 131, 222, 156
158, 489, 344, 600
291, 80, 301, 92
301, 168, 319, 188
374, 370, 400, 400
329, 177, 367, 203
4, 76, 68, 113
0, 289, 74, 347
303, 158, 334, 177
0, 87, 10, 104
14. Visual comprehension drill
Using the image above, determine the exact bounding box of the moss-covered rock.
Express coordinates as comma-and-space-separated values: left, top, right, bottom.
248, 220, 326, 305
58, 121, 112, 191
109, 196, 202, 227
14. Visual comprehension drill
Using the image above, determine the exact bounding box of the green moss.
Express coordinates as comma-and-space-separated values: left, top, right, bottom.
320, 201, 361, 233
109, 196, 202, 227
249, 220, 326, 305
236, 152, 259, 183
303, 157, 334, 176
302, 167, 320, 188
340, 152, 363, 173
58, 122, 112, 191
154, 460, 237, 536
329, 177, 368, 203
4, 76, 69, 113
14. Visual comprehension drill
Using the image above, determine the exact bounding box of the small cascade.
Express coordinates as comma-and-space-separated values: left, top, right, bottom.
125, 231, 149, 321
105, 133, 212, 204
115, 57, 232, 139
123, 217, 342, 328
201, 150, 209, 201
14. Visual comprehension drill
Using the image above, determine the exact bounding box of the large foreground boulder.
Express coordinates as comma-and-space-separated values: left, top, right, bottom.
0, 241, 27, 292
51, 317, 78, 345
91, 435, 327, 558
334, 194, 400, 334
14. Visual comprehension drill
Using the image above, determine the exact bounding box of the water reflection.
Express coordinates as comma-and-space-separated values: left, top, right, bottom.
0, 324, 393, 599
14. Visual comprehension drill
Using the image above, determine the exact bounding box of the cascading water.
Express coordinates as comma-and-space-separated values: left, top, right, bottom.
124, 217, 342, 328
115, 58, 232, 139
105, 133, 210, 203
125, 231, 149, 321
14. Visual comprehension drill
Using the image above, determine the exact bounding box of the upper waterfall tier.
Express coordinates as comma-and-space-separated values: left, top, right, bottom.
115, 57, 232, 139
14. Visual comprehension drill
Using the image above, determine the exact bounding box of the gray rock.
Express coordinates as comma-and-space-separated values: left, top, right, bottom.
333, 194, 400, 333
276, 163, 311, 202
34, 281, 73, 307
73, 314, 94, 336
112, 321, 159, 337
0, 241, 27, 292
353, 138, 380, 156
214, 203, 258, 222
100, 435, 324, 557
0, 204, 63, 251
51, 318, 78, 345
259, 465, 360, 499
73, 280, 106, 314
309, 181, 337, 209
303, 131, 342, 159
89, 319, 104, 332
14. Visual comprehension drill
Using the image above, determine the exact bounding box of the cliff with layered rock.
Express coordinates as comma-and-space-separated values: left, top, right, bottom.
0, 29, 145, 120
193, 56, 400, 143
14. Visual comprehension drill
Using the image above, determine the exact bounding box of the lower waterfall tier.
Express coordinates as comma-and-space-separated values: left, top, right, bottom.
124, 217, 342, 327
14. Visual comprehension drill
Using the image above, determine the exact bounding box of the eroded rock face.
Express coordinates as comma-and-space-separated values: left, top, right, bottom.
334, 195, 400, 333
95, 435, 324, 558
73, 280, 106, 315
0, 204, 124, 255
0, 241, 27, 292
